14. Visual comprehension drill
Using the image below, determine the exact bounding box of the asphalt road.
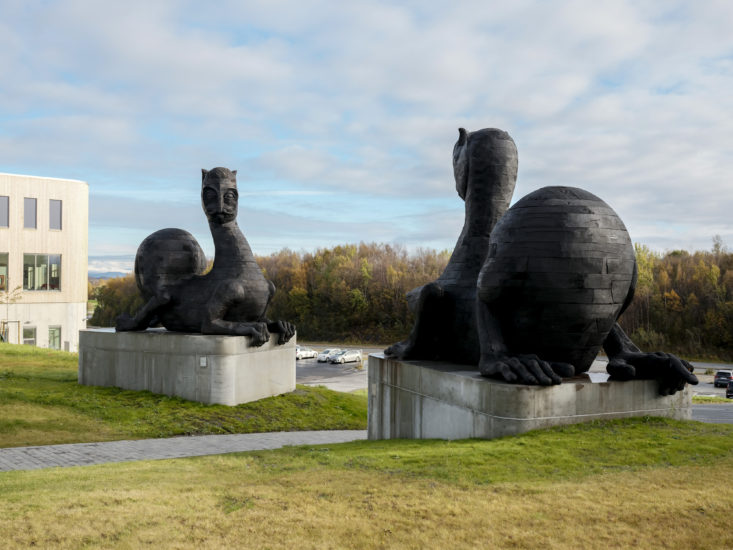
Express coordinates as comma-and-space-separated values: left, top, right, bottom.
691, 404, 733, 424
296, 355, 367, 392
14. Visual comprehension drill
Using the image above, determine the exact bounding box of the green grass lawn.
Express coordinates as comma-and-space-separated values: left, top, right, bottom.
1, 418, 732, 549
0, 343, 366, 448
692, 395, 731, 403
2, 343, 733, 547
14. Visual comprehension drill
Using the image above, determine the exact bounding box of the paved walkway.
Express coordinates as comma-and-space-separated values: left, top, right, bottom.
0, 430, 367, 472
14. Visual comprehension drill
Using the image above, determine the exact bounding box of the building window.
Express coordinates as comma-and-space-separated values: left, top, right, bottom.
0, 253, 7, 291
0, 196, 8, 227
50, 199, 62, 230
49, 254, 61, 289
24, 197, 37, 229
23, 254, 61, 290
23, 327, 36, 346
49, 326, 61, 350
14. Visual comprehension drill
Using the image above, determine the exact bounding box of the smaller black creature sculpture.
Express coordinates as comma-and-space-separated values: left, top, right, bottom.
116, 167, 295, 346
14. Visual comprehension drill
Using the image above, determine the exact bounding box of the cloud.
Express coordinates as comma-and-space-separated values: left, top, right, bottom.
1, 1, 732, 258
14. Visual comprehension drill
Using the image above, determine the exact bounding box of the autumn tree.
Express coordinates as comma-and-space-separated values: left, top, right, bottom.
89, 275, 145, 327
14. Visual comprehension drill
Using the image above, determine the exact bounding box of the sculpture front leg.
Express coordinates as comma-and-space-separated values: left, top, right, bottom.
477, 300, 571, 385
201, 318, 271, 347
603, 324, 698, 395
116, 293, 170, 332
384, 282, 444, 359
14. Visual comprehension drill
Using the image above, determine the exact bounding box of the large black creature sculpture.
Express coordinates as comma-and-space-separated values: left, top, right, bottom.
386, 129, 697, 395
116, 167, 295, 346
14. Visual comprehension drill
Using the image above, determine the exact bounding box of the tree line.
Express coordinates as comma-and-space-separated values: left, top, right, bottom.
619, 238, 733, 361
90, 239, 733, 360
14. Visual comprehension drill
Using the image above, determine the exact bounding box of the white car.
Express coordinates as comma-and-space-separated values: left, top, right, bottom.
317, 348, 342, 362
295, 346, 318, 360
329, 349, 362, 364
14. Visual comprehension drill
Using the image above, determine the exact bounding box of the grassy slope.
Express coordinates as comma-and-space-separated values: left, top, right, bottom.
0, 343, 366, 448
0, 418, 732, 549
693, 395, 731, 403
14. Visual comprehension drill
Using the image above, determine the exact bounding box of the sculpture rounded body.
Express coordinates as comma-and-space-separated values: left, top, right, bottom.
134, 228, 207, 301
477, 186, 636, 373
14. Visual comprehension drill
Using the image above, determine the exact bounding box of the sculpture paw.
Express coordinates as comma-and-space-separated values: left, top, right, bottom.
267, 320, 296, 345
607, 351, 698, 395
243, 322, 270, 347
479, 353, 568, 386
115, 313, 138, 332
384, 340, 411, 359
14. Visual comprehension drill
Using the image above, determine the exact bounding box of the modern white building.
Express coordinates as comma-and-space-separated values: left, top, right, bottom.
0, 173, 88, 351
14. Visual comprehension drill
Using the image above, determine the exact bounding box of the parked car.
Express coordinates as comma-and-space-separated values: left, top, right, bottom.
317, 348, 342, 362
713, 370, 732, 388
329, 349, 362, 364
727, 380, 733, 399
295, 346, 318, 360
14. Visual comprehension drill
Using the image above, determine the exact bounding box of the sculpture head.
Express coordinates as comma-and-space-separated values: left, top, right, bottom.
452, 128, 518, 202
202, 167, 238, 224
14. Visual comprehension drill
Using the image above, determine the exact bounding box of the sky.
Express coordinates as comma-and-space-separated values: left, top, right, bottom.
1, 1, 732, 274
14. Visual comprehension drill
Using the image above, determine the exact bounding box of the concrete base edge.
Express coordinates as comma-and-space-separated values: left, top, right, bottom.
367, 353, 691, 440
78, 329, 296, 406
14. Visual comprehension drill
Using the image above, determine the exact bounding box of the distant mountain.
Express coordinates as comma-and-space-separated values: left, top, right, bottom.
88, 271, 129, 280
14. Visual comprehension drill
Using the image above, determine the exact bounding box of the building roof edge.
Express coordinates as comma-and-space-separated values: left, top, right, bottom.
0, 172, 88, 186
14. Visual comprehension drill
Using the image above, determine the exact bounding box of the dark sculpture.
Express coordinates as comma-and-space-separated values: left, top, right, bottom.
116, 167, 295, 346
386, 129, 698, 395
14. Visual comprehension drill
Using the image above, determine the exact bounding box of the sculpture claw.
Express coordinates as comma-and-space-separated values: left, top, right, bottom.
115, 313, 138, 332
267, 320, 295, 345
606, 351, 698, 395
384, 340, 411, 360
479, 353, 563, 386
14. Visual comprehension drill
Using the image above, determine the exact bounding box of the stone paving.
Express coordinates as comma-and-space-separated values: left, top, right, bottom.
4, 353, 725, 474
0, 430, 367, 472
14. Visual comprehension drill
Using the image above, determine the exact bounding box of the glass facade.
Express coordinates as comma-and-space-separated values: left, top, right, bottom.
23, 254, 61, 290
24, 197, 36, 228
48, 326, 61, 350
50, 199, 62, 230
0, 252, 7, 291
23, 327, 36, 346
49, 254, 61, 289
0, 196, 8, 227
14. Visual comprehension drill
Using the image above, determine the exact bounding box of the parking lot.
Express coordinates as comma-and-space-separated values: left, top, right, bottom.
295, 344, 379, 392
296, 346, 732, 396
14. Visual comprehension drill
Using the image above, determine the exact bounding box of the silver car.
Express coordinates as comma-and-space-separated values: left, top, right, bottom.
295, 346, 318, 360
317, 348, 342, 362
329, 349, 362, 364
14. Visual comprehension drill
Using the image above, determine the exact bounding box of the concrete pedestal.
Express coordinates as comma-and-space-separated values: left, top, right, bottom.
368, 354, 691, 440
78, 329, 295, 406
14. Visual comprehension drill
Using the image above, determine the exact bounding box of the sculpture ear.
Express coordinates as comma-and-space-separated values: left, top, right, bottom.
232, 170, 237, 177
453, 129, 469, 201
457, 128, 468, 147
201, 169, 208, 184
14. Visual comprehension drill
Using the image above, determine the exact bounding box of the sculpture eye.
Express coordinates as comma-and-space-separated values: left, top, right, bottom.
203, 188, 217, 203
224, 190, 237, 203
